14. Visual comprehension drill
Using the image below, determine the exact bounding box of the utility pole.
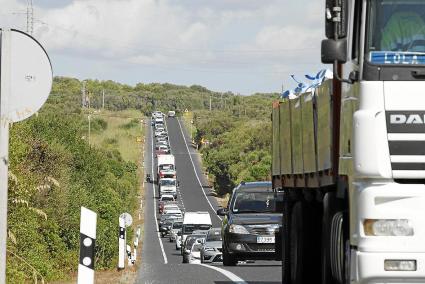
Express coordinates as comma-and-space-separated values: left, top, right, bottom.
88, 92, 91, 146
209, 95, 212, 111
102, 89, 105, 110
26, 0, 34, 35
81, 81, 86, 108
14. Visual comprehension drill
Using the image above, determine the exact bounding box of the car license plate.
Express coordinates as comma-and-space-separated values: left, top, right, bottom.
257, 236, 275, 243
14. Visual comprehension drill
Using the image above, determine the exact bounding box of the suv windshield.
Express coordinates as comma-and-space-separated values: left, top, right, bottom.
366, 0, 425, 65
160, 179, 176, 186
232, 191, 282, 213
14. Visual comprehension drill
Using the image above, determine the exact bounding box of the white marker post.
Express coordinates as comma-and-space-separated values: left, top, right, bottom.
0, 29, 52, 283
118, 217, 125, 269
118, 213, 132, 269
77, 207, 97, 284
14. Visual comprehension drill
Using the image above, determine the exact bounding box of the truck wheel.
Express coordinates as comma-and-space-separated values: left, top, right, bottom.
290, 201, 320, 284
322, 192, 348, 284
223, 246, 237, 266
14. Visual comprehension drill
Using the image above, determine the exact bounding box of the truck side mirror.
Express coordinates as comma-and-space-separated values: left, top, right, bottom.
325, 0, 348, 39
216, 208, 228, 216
321, 39, 347, 64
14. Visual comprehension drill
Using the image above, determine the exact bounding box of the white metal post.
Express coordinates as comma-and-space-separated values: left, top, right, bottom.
0, 29, 11, 284
118, 217, 125, 269
77, 207, 97, 284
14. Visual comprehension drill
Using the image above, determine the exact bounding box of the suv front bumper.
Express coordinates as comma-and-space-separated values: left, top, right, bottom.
225, 233, 276, 260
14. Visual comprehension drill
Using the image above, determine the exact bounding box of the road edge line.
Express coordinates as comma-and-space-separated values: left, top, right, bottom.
150, 120, 168, 264
196, 264, 247, 284
176, 118, 222, 221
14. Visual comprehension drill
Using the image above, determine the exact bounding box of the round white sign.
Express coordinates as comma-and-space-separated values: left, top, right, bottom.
119, 213, 133, 227
2, 29, 53, 123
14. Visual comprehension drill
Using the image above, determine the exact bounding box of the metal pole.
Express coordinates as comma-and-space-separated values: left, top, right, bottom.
0, 29, 11, 284
88, 93, 91, 146
209, 95, 212, 111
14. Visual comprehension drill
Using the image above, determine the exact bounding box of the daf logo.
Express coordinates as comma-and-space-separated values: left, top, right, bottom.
390, 114, 425, 124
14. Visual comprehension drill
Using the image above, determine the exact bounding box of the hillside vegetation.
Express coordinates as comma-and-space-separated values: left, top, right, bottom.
189, 93, 275, 196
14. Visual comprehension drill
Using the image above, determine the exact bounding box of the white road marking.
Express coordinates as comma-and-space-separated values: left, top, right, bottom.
197, 264, 248, 284
176, 118, 222, 220
150, 122, 168, 264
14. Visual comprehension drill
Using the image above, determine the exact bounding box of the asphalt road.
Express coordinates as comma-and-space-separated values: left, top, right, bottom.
136, 117, 282, 284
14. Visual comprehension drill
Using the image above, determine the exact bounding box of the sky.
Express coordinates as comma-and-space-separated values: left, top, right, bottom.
0, 0, 327, 95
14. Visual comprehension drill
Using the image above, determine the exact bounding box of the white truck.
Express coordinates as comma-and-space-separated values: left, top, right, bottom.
181, 212, 212, 248
157, 154, 175, 180
159, 178, 178, 199
273, 0, 425, 283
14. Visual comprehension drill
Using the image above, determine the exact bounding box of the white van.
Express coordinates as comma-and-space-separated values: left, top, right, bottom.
168, 111, 176, 117
181, 212, 212, 246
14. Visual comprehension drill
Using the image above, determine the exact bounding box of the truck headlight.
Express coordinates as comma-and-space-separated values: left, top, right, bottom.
229, 224, 249, 234
364, 219, 413, 236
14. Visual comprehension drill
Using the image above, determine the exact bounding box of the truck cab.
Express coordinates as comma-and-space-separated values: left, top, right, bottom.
322, 0, 425, 282
273, 1, 425, 283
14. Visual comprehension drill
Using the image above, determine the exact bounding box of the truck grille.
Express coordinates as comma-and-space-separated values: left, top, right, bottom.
386, 111, 425, 176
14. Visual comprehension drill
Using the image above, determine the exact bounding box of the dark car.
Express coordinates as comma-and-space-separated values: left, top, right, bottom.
217, 181, 282, 266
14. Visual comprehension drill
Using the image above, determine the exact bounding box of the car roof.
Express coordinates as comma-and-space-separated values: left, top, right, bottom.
236, 181, 273, 192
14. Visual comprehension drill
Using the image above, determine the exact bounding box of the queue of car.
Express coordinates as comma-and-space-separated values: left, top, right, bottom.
152, 111, 282, 267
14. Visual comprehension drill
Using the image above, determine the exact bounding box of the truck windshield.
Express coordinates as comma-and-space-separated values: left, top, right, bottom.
232, 192, 282, 214
366, 0, 425, 65
160, 179, 176, 186
183, 224, 211, 234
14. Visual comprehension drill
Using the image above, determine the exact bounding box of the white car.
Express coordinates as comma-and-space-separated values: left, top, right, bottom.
155, 130, 165, 137
176, 231, 182, 250
169, 221, 183, 242
188, 243, 203, 264
163, 209, 183, 219
163, 203, 180, 212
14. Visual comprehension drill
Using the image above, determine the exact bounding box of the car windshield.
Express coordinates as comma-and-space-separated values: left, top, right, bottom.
160, 179, 176, 186
161, 196, 174, 201
183, 224, 211, 234
206, 230, 222, 242
232, 191, 282, 213
160, 165, 174, 171
172, 222, 182, 229
366, 0, 425, 65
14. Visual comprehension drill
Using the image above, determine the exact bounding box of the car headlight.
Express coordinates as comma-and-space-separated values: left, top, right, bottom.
229, 224, 250, 234
364, 219, 414, 236
204, 247, 215, 252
